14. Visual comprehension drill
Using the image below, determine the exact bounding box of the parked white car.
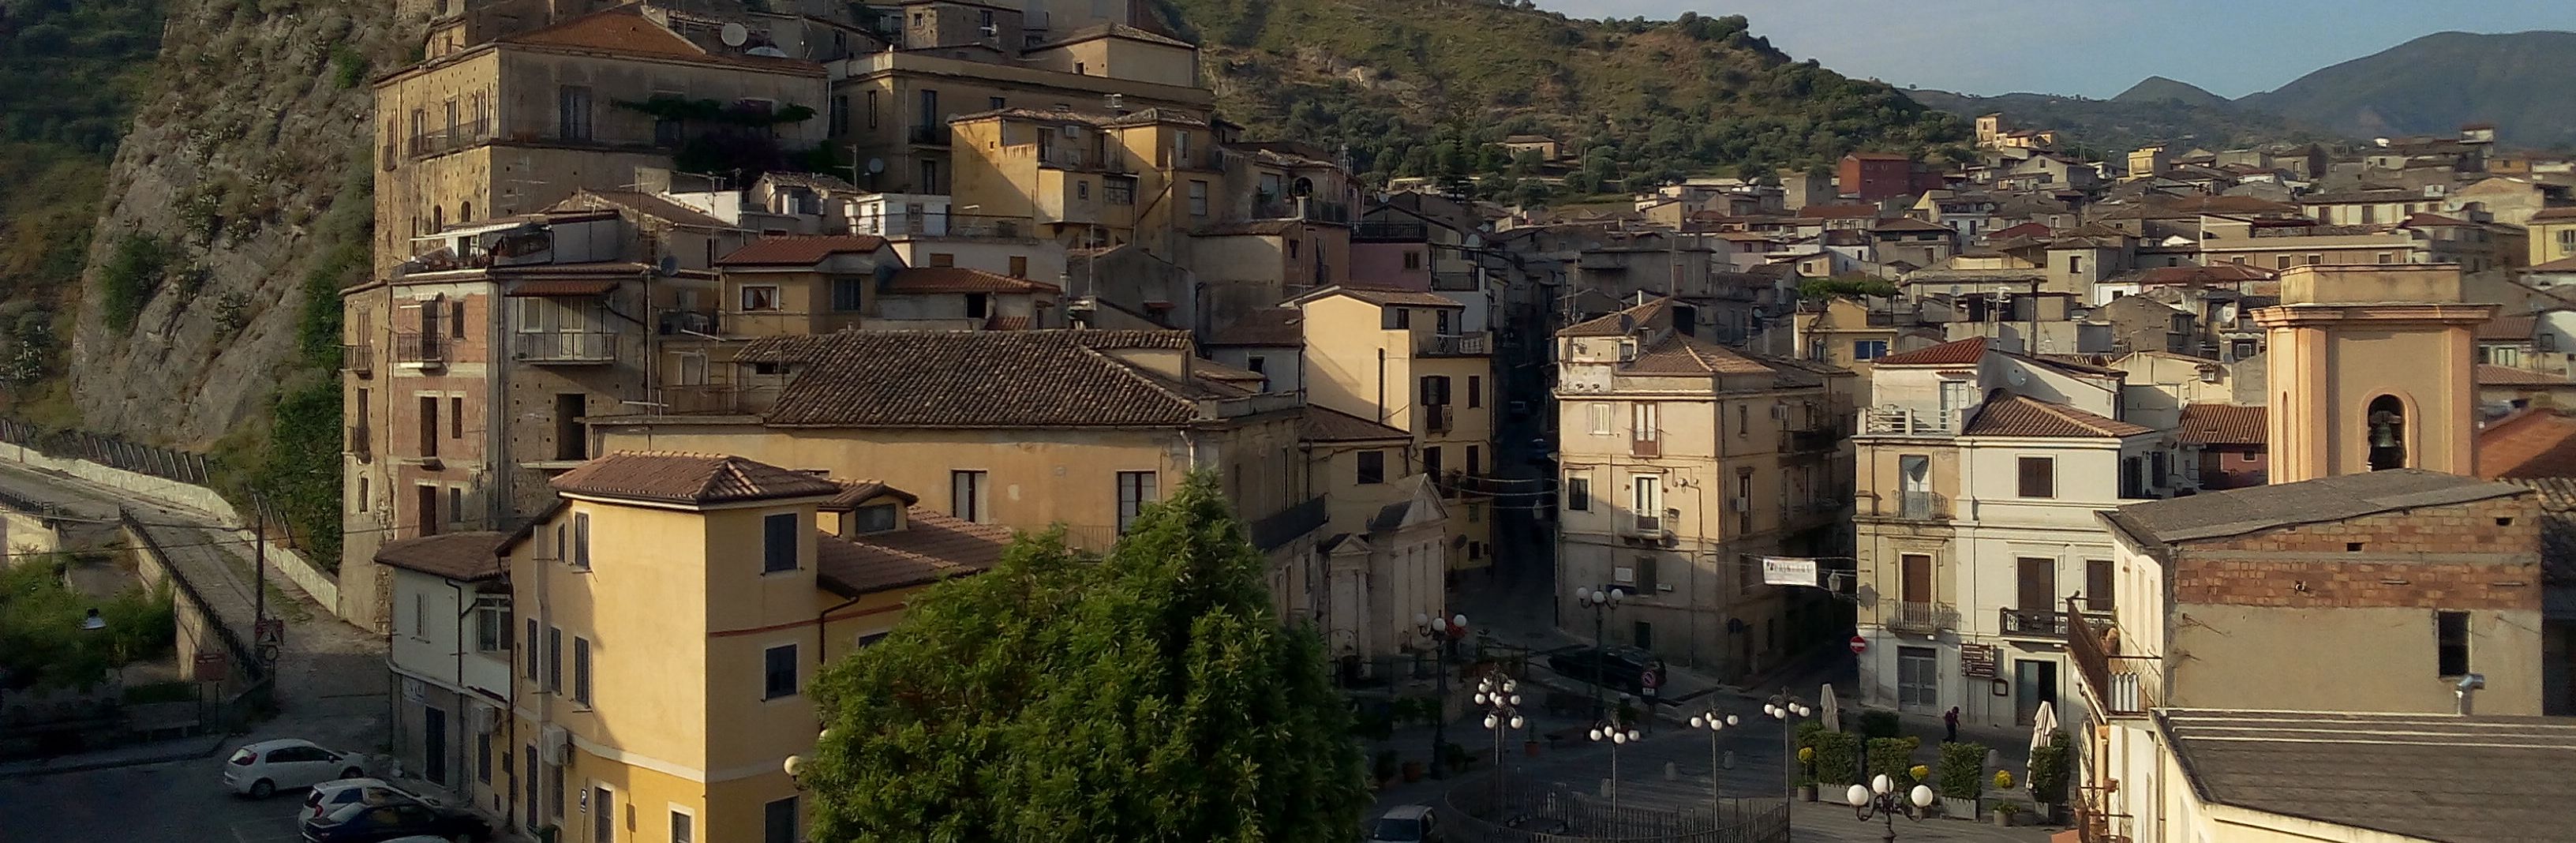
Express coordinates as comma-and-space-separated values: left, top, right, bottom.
223, 738, 366, 799
304, 777, 439, 822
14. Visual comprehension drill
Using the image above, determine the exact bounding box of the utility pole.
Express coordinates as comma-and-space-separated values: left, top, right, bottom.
253, 498, 267, 627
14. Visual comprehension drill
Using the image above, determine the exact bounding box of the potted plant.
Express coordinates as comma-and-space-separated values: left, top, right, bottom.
1937, 742, 1988, 820
1401, 758, 1426, 782
1992, 802, 2023, 826
1795, 746, 1818, 802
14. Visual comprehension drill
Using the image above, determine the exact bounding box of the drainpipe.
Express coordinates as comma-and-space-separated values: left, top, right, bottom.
2455, 673, 2485, 716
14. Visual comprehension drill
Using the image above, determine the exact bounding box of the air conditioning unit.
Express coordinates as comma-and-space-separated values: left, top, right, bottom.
470, 704, 498, 735
542, 725, 571, 765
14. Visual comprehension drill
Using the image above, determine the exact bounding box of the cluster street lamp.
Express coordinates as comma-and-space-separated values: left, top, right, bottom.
1473, 675, 1525, 804
1765, 690, 1813, 831
1571, 586, 1627, 718
1848, 773, 1937, 843
1687, 708, 1740, 827
1416, 612, 1470, 779
1588, 713, 1645, 816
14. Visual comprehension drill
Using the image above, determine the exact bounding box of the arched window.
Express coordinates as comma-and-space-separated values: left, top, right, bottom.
2368, 395, 2406, 470
431, 205, 444, 234
459, 201, 473, 225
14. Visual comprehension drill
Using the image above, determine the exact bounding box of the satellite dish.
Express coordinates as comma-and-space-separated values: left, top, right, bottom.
865, 157, 886, 174
747, 46, 788, 58
720, 22, 749, 47
655, 255, 680, 277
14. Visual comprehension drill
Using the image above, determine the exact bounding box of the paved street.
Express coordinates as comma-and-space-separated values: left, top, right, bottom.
0, 750, 321, 843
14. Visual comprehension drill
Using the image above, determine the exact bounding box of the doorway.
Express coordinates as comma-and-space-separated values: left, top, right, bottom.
423, 706, 447, 785
2014, 659, 2059, 725
1896, 646, 1938, 711
593, 785, 616, 842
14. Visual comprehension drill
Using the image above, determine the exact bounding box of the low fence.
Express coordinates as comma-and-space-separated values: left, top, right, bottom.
0, 420, 211, 485
1436, 774, 1790, 843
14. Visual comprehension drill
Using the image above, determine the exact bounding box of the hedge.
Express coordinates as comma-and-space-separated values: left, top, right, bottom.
1937, 740, 1987, 800
1811, 731, 1863, 785
1866, 736, 1922, 785
2030, 732, 2072, 805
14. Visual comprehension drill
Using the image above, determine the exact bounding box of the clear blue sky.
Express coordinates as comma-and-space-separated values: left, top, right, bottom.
1539, 0, 2576, 99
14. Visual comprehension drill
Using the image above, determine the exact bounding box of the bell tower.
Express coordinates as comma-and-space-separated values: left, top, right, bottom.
2255, 265, 2496, 483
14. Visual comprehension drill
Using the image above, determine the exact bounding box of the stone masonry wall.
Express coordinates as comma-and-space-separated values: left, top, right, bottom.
2171, 494, 2543, 609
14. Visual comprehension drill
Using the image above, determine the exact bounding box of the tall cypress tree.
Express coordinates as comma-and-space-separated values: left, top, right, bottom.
809, 473, 1365, 843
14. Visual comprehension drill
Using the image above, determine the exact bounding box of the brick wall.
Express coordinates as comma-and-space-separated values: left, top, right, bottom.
2172, 495, 2543, 609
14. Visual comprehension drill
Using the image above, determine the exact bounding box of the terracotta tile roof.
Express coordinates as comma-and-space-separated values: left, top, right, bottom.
2112, 264, 2277, 287
815, 511, 1009, 598
2106, 470, 2530, 551
1192, 358, 1267, 386
2523, 255, 2576, 272
1301, 405, 1410, 443
506, 279, 622, 297
1313, 286, 1463, 309
1871, 336, 1988, 365
1962, 394, 2154, 438
373, 532, 509, 582
1028, 22, 1196, 51
2177, 403, 2267, 446
1559, 298, 1669, 337
2479, 410, 2576, 479
2477, 315, 2537, 342
739, 330, 1222, 428
1873, 217, 1953, 233
716, 235, 889, 266
1623, 333, 1793, 377
557, 189, 732, 230
983, 314, 1032, 330
2530, 208, 2576, 222
550, 452, 841, 504
823, 479, 918, 511
499, 6, 824, 74
1986, 222, 2053, 240
1798, 204, 1881, 219
885, 267, 1060, 294
1206, 308, 1303, 347
2478, 364, 2574, 386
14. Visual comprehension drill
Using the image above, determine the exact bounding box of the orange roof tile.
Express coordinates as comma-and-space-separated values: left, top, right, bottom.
2478, 364, 2574, 386
500, 6, 824, 74
1872, 336, 1988, 366
2177, 404, 2267, 446
551, 452, 841, 504
2478, 409, 2576, 479
1962, 394, 2154, 438
717, 235, 889, 266
815, 511, 1009, 598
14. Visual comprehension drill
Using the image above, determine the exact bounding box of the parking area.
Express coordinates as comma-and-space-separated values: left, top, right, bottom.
0, 754, 316, 842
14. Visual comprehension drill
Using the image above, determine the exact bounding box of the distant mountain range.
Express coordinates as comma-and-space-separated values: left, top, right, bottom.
1908, 31, 2576, 154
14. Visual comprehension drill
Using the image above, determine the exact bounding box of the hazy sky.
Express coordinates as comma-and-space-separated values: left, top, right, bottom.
1539, 1, 2576, 99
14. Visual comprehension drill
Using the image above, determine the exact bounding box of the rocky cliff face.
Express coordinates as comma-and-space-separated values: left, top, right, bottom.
67, 0, 415, 447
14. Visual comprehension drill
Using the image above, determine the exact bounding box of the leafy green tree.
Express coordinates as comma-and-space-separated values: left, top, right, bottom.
807, 473, 1365, 843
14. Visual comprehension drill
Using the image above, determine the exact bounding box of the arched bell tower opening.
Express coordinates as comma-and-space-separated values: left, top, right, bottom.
2367, 395, 2407, 470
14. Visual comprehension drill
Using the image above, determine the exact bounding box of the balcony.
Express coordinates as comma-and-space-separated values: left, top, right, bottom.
512, 331, 617, 364
1882, 600, 1958, 635
1631, 436, 1661, 458
1623, 510, 1665, 537
1423, 405, 1454, 434
908, 124, 950, 146
657, 309, 718, 337
406, 122, 493, 159
1787, 423, 1851, 453
2067, 598, 2156, 717
1882, 490, 1949, 521
1430, 270, 1480, 291
392, 332, 447, 367
858, 212, 1030, 239
1354, 221, 1429, 242
1248, 496, 1329, 551
1860, 407, 1956, 436
1998, 608, 2069, 639
346, 425, 371, 462
342, 344, 374, 377
1417, 332, 1489, 357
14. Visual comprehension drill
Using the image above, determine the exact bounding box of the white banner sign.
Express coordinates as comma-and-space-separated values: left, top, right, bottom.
1761, 556, 1820, 587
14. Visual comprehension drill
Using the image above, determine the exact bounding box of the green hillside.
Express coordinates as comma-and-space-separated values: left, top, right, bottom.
0, 0, 163, 365
2236, 30, 2576, 148
1152, 1, 1969, 197
2113, 76, 2230, 110
1904, 87, 2326, 158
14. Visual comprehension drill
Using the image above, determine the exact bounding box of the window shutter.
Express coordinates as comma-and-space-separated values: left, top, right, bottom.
1636, 556, 1658, 592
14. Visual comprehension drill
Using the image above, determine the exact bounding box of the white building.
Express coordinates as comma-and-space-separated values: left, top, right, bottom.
376, 532, 515, 811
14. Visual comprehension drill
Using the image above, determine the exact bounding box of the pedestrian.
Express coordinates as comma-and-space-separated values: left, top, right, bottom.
1944, 706, 1960, 744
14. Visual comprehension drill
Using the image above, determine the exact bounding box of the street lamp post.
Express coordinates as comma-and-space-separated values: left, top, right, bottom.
1416, 612, 1469, 780
1765, 690, 1814, 837
1588, 713, 1644, 819
1473, 676, 1525, 805
1847, 773, 1937, 843
1571, 586, 1627, 719
1688, 708, 1740, 830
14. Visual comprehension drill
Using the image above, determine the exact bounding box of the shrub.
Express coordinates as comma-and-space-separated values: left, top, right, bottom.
1856, 709, 1901, 740
97, 234, 169, 332
1994, 770, 2015, 790
1938, 741, 1987, 800
1810, 731, 1862, 785
2029, 733, 2071, 805
1866, 736, 1921, 785
329, 44, 368, 88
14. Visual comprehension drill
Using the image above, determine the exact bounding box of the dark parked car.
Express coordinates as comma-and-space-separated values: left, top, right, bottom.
1548, 645, 1665, 695
301, 800, 491, 843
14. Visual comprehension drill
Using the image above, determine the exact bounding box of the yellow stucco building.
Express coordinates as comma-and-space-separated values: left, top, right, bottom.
1292, 287, 1498, 568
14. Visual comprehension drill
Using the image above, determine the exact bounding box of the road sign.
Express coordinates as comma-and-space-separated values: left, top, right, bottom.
1848, 635, 1868, 655
1641, 669, 1661, 690
193, 651, 227, 678
255, 618, 286, 649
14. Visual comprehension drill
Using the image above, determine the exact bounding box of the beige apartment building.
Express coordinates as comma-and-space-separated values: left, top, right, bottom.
1554, 298, 1855, 677
1294, 287, 1498, 569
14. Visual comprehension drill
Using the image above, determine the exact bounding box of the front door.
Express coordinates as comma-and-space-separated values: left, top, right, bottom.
1896, 646, 1938, 711
594, 785, 615, 842
2016, 557, 2058, 624
423, 706, 447, 785
2015, 659, 2059, 725
1900, 554, 1931, 605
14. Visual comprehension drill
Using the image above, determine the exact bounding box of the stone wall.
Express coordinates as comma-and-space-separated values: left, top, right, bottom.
2172, 494, 2543, 611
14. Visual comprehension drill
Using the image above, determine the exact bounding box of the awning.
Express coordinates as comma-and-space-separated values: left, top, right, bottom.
507, 279, 620, 297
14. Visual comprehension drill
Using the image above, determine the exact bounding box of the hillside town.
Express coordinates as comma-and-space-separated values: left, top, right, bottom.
3, 2, 2574, 842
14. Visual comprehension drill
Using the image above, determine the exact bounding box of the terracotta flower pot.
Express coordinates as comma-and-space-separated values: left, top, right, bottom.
1402, 760, 1426, 782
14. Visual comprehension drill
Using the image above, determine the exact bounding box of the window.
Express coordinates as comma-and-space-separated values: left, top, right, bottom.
831, 278, 864, 311
1853, 339, 1888, 360
1632, 403, 1657, 444
1567, 477, 1589, 511
1421, 375, 1451, 407
417, 485, 440, 537
556, 85, 593, 141
1009, 255, 1029, 277
740, 285, 781, 311
449, 396, 465, 440
525, 619, 538, 680
919, 159, 939, 193
1423, 446, 1443, 475
964, 293, 989, 318
2085, 560, 2114, 612
851, 504, 898, 534
764, 644, 799, 699
951, 470, 987, 522
546, 626, 563, 692
829, 94, 848, 136
1467, 376, 1482, 408
447, 488, 464, 525
1589, 403, 1613, 436
1356, 450, 1384, 485
1635, 556, 1658, 592
1736, 404, 1748, 438
1466, 446, 1481, 475
1404, 251, 1423, 270
987, 95, 1005, 111
1104, 177, 1136, 205
764, 796, 799, 843
1116, 471, 1158, 532
477, 731, 492, 785
2377, 252, 2396, 264
2277, 255, 2293, 269
927, 253, 955, 268
1188, 180, 1209, 217
2305, 253, 2322, 266
547, 761, 564, 820
2436, 610, 2470, 676
1382, 307, 1412, 329
866, 90, 878, 129
2016, 456, 2055, 499
571, 636, 592, 706
474, 597, 509, 652
672, 810, 695, 843
564, 511, 588, 569
2068, 255, 2084, 274
419, 396, 440, 458
1076, 180, 1091, 201
762, 512, 799, 573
